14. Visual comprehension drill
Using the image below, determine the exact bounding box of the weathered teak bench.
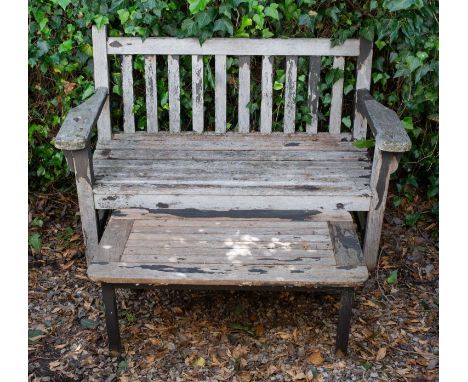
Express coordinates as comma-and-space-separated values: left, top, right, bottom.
55, 26, 411, 356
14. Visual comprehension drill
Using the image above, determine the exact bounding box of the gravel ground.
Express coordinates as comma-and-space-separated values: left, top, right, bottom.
28, 192, 438, 381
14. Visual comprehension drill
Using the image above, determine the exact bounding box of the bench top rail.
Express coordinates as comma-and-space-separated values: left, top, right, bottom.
92, 26, 372, 140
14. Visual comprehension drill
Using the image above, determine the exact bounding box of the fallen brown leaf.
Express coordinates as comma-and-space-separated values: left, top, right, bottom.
307, 350, 324, 366
376, 347, 387, 361
255, 324, 265, 337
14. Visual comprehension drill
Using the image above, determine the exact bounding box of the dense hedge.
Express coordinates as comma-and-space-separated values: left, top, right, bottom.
29, 0, 438, 215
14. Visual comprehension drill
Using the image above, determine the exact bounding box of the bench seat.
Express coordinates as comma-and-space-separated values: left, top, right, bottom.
88, 209, 368, 288
93, 133, 372, 211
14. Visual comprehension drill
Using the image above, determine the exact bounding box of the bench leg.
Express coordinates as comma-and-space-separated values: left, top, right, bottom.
335, 289, 354, 355
363, 149, 400, 271
102, 284, 122, 355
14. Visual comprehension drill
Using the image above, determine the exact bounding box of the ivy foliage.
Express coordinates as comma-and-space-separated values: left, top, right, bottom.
29, 0, 438, 207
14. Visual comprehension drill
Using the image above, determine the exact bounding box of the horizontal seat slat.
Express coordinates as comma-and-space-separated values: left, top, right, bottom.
94, 184, 369, 197
94, 195, 369, 211
94, 149, 368, 161
106, 37, 360, 56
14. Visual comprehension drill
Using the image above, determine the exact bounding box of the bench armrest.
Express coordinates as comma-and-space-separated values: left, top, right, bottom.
356, 89, 411, 153
54, 87, 108, 151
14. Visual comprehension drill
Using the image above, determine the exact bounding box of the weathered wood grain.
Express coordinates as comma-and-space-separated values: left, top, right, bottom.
238, 56, 251, 133
93, 183, 369, 198
144, 55, 158, 132
306, 56, 320, 134
55, 88, 108, 150
353, 38, 373, 139
110, 209, 353, 222
215, 55, 227, 133
363, 148, 400, 271
107, 37, 360, 56
92, 25, 112, 141
192, 55, 204, 133
168, 55, 180, 133
329, 56, 344, 134
91, 132, 371, 210
121, 55, 135, 133
72, 149, 99, 263
97, 219, 133, 262
89, 262, 368, 286
284, 56, 298, 133
357, 89, 411, 152
329, 221, 364, 267
94, 194, 370, 211
260, 56, 274, 133
94, 148, 368, 161
89, 210, 368, 287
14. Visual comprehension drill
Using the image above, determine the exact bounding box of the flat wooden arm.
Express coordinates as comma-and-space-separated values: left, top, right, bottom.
54, 87, 108, 151
356, 89, 411, 153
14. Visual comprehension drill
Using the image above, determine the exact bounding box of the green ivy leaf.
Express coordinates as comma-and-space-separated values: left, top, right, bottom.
31, 218, 44, 227
58, 39, 73, 53
375, 40, 386, 50
273, 81, 283, 91
401, 116, 413, 130
262, 29, 274, 38
342, 116, 351, 128
188, 0, 211, 15
405, 212, 422, 226
385, 0, 418, 12
117, 9, 130, 25
196, 11, 213, 29
181, 18, 198, 36
386, 270, 398, 284
213, 18, 233, 36
28, 233, 42, 252
265, 4, 280, 20
81, 84, 95, 100
57, 0, 71, 10
94, 15, 109, 30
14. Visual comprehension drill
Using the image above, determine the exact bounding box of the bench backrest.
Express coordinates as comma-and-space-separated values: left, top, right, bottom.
92, 26, 373, 142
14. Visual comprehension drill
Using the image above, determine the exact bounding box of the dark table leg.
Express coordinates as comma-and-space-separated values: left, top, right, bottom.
102, 283, 122, 355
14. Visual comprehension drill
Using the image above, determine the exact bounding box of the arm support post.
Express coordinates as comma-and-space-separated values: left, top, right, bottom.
55, 88, 108, 264
363, 148, 401, 271
357, 90, 411, 271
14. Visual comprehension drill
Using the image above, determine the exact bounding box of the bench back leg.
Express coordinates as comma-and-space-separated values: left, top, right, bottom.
363, 148, 400, 271
102, 283, 122, 355
335, 289, 354, 355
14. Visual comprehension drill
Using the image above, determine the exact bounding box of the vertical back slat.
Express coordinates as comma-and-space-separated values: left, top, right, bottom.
238, 56, 251, 133
192, 55, 204, 133
260, 55, 274, 133
215, 55, 227, 133
92, 25, 111, 141
283, 56, 298, 133
353, 38, 373, 139
329, 56, 345, 134
168, 55, 180, 133
306, 56, 320, 134
144, 55, 158, 133
122, 55, 135, 133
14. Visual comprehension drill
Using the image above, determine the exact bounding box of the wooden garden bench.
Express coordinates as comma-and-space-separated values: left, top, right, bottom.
55, 26, 411, 356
